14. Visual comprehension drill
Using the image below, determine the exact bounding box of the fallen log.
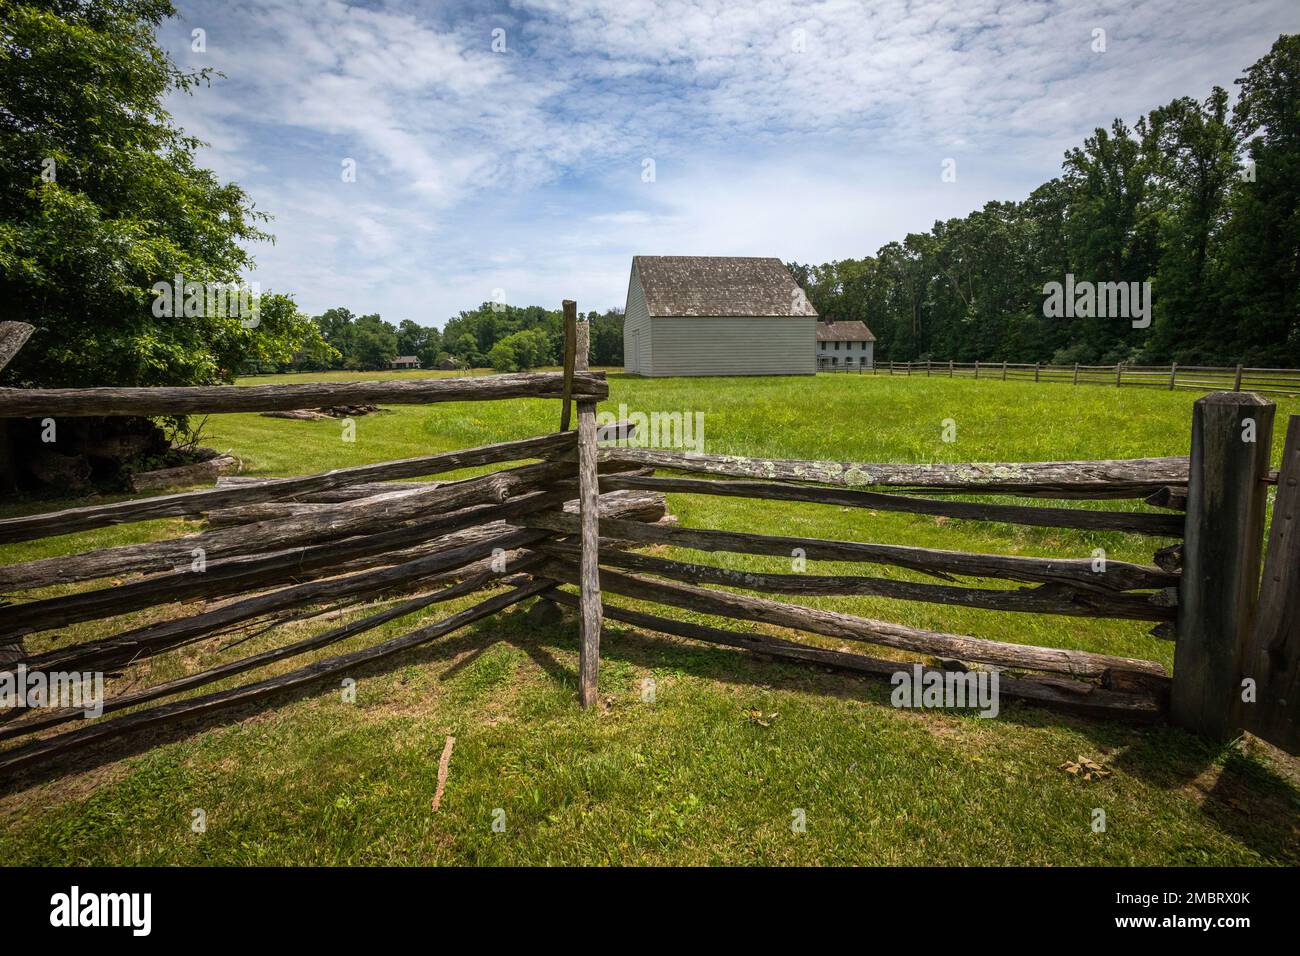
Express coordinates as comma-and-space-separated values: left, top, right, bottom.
0, 431, 579, 544
600, 474, 1185, 537
0, 580, 552, 777
128, 453, 240, 492
521, 513, 1178, 592
534, 540, 1175, 621
531, 557, 1167, 681
0, 371, 608, 418
599, 448, 1189, 498
540, 588, 1165, 721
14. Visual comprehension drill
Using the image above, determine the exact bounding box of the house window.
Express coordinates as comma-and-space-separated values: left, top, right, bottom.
835, 342, 841, 351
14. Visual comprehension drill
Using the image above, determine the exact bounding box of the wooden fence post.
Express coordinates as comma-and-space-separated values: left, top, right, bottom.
559, 306, 577, 431
569, 301, 603, 709
1240, 414, 1300, 753
1234, 364, 1244, 391
1002, 361, 1007, 381
1073, 364, 1079, 385
948, 359, 953, 378
1034, 362, 1040, 382
1116, 365, 1122, 388
1169, 362, 1178, 390
974, 360, 979, 379
1171, 392, 1275, 741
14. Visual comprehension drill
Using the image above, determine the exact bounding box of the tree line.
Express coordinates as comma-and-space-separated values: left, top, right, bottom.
789, 34, 1300, 369
275, 303, 626, 373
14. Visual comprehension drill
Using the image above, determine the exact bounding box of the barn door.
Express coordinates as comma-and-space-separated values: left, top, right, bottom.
1240, 413, 1300, 754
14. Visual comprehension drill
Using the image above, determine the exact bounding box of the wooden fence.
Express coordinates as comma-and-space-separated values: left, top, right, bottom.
522, 389, 1297, 751
1, 314, 1298, 779
0, 307, 633, 774
829, 360, 1300, 396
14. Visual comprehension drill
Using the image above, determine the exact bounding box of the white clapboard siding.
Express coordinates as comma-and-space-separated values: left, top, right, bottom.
623, 262, 653, 373
645, 316, 817, 376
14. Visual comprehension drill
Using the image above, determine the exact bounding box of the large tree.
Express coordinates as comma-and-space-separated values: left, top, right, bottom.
0, 0, 325, 387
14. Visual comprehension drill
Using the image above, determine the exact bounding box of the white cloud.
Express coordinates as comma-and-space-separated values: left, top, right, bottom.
157, 0, 1296, 323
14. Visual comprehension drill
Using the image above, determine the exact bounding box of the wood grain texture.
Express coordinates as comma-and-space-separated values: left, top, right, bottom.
532, 556, 1167, 681
521, 513, 1178, 591
599, 448, 1189, 498
0, 571, 503, 744
0, 322, 36, 374
0, 581, 552, 777
0, 432, 576, 544
560, 299, 577, 432
0, 371, 608, 418
17, 527, 550, 675
600, 473, 1184, 537
0, 459, 573, 592
1171, 392, 1275, 741
541, 587, 1165, 721
574, 317, 602, 708
535, 539, 1175, 621
1240, 413, 1300, 753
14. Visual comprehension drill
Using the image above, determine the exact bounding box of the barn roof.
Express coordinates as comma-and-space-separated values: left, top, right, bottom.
816, 320, 876, 343
633, 256, 818, 318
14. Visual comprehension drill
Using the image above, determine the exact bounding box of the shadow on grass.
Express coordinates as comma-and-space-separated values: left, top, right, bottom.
2, 602, 1297, 863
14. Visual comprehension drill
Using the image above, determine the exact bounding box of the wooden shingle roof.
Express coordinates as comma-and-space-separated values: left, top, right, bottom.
816, 320, 876, 342
634, 256, 818, 318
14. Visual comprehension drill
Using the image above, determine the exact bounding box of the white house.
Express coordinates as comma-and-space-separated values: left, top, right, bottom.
816, 319, 875, 369
623, 256, 818, 376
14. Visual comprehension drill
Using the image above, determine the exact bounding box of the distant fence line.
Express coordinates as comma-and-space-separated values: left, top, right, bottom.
824, 360, 1300, 396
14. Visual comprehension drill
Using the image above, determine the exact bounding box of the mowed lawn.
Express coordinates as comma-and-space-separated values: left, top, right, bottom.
1, 369, 1298, 865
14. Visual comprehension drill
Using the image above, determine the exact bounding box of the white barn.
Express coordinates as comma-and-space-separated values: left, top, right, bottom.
623, 256, 818, 376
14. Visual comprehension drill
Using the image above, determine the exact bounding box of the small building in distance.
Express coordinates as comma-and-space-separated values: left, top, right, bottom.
623, 256, 818, 376
816, 318, 875, 370
390, 355, 421, 370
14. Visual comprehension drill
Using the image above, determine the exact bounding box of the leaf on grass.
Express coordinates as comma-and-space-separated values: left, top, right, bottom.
745, 708, 779, 728
1058, 754, 1114, 782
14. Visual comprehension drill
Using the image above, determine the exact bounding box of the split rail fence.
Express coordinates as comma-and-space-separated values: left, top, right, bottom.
0, 312, 1297, 778
833, 359, 1300, 397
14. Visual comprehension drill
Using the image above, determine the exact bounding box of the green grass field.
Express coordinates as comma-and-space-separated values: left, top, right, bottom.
1, 369, 1297, 865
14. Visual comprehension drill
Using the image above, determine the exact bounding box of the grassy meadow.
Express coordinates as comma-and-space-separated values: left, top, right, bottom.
1, 369, 1298, 865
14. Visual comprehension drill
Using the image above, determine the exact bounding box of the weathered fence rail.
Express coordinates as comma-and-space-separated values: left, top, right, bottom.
3, 312, 1298, 778
0, 325, 625, 775
832, 360, 1300, 396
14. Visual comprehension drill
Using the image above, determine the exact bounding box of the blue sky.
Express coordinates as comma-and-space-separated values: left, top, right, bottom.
160, 0, 1298, 328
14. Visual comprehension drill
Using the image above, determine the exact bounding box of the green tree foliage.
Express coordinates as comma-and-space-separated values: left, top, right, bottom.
792, 35, 1300, 368
0, 0, 327, 386
488, 328, 549, 371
